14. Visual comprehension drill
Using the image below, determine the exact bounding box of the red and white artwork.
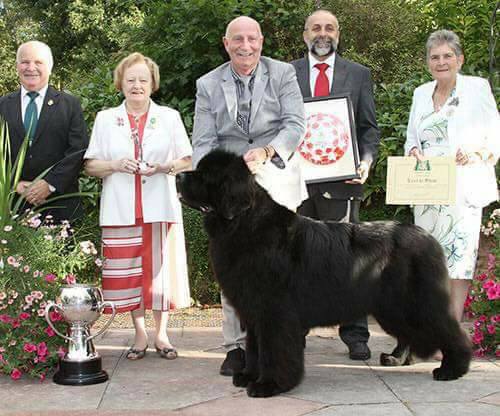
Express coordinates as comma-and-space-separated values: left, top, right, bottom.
299, 113, 350, 165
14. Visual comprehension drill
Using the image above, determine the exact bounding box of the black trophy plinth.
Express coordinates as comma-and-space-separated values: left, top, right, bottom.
53, 356, 109, 385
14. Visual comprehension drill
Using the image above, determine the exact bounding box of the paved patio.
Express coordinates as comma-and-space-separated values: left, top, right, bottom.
0, 322, 498, 416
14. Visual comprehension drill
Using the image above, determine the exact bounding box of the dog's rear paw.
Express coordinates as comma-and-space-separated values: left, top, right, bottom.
247, 380, 281, 397
233, 372, 255, 387
432, 366, 465, 381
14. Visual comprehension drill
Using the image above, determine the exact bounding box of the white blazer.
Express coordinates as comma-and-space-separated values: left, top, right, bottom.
405, 74, 499, 208
85, 100, 192, 226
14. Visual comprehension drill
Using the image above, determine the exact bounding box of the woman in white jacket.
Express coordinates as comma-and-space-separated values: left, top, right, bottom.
404, 30, 499, 323
85, 53, 192, 360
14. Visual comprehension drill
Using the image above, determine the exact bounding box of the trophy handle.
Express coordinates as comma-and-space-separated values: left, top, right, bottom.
44, 302, 73, 343
87, 301, 116, 342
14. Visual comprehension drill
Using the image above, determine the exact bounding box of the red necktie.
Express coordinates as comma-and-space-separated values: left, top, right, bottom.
314, 63, 330, 97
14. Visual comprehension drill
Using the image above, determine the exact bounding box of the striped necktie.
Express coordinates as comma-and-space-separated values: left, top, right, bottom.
24, 91, 39, 145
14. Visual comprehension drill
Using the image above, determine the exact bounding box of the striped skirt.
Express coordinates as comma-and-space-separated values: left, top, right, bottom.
101, 220, 191, 313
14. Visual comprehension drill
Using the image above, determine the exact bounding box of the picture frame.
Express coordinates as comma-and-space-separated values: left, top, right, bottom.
298, 95, 360, 184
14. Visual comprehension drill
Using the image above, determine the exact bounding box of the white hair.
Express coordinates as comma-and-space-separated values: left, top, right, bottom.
16, 41, 54, 73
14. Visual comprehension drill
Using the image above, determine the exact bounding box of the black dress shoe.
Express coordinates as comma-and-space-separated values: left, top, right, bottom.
219, 347, 245, 376
348, 342, 371, 360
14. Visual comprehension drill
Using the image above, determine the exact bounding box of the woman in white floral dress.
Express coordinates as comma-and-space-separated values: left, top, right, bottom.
405, 30, 499, 322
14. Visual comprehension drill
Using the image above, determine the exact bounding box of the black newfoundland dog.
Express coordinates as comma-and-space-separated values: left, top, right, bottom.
177, 150, 472, 398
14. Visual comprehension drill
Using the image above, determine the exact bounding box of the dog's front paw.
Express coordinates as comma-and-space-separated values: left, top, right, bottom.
247, 380, 281, 398
233, 372, 255, 387
380, 352, 413, 366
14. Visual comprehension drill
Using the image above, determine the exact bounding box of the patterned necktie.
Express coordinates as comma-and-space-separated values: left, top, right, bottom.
314, 63, 330, 97
24, 91, 39, 145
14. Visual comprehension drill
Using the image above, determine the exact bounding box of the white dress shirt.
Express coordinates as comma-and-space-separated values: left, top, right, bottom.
20, 84, 48, 122
308, 52, 336, 96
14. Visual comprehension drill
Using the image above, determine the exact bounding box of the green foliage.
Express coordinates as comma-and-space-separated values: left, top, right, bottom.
182, 207, 219, 305
320, 0, 427, 83
415, 0, 498, 73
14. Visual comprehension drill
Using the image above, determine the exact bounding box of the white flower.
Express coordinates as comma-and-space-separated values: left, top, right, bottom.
3, 225, 12, 232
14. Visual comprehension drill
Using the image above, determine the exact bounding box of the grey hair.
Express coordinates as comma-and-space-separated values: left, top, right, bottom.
426, 30, 463, 60
16, 41, 54, 73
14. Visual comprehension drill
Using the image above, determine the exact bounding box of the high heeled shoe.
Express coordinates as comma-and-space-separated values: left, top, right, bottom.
155, 344, 178, 360
126, 345, 148, 360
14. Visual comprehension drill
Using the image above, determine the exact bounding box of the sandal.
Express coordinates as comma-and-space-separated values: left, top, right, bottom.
126, 345, 147, 360
155, 344, 178, 360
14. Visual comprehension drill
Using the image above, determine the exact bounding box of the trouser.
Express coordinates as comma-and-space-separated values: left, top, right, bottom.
221, 292, 246, 351
298, 192, 370, 346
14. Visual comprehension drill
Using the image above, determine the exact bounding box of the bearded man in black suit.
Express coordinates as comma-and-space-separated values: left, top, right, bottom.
291, 9, 380, 361
0, 40, 88, 223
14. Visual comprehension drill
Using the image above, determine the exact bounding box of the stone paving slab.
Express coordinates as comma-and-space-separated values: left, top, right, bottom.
0, 324, 498, 416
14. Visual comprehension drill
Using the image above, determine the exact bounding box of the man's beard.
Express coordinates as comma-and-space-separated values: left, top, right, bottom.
309, 36, 337, 57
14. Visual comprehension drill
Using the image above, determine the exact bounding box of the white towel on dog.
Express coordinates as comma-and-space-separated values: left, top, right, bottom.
254, 153, 308, 211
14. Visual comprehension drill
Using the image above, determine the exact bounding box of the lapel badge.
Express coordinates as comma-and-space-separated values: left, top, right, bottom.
48, 99, 54, 106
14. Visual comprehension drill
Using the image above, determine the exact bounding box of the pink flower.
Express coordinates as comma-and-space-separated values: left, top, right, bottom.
11, 319, 20, 328
476, 273, 487, 281
473, 348, 486, 358
24, 294, 34, 304
487, 286, 499, 300
32, 291, 43, 300
482, 280, 495, 290
472, 330, 484, 345
23, 265, 30, 273
10, 368, 22, 380
39, 373, 46, 382
491, 315, 500, 323
65, 274, 76, 285
463, 295, 473, 309
486, 324, 496, 335
23, 343, 37, 353
0, 292, 6, 300
18, 312, 30, 320
7, 256, 16, 265
33, 270, 40, 278
0, 353, 4, 363
37, 309, 45, 317
478, 315, 487, 322
0, 314, 12, 323
44, 327, 55, 337
44, 273, 56, 283
37, 342, 48, 357
49, 310, 62, 322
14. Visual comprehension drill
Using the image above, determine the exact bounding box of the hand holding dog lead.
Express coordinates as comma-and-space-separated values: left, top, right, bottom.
243, 148, 267, 174
346, 160, 370, 184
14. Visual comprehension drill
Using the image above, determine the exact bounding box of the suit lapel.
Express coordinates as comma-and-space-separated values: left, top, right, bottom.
32, 86, 59, 144
296, 57, 312, 98
221, 65, 237, 122
7, 90, 25, 146
332, 55, 348, 94
250, 63, 268, 127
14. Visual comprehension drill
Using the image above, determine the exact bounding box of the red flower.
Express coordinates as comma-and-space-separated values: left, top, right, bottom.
11, 319, 20, 328
37, 342, 48, 357
18, 312, 30, 320
486, 324, 496, 335
0, 314, 12, 323
23, 343, 37, 353
10, 368, 22, 380
44, 327, 56, 337
49, 311, 62, 322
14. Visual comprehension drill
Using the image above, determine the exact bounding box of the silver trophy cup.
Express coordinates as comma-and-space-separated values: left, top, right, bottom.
45, 284, 116, 385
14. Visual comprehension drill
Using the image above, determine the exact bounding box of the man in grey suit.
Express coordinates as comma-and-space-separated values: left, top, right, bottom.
192, 16, 305, 376
291, 9, 380, 360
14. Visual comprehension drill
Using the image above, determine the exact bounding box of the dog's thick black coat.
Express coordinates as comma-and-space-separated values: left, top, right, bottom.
177, 150, 472, 398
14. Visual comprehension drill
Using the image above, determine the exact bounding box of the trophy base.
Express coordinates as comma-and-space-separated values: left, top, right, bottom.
53, 356, 109, 386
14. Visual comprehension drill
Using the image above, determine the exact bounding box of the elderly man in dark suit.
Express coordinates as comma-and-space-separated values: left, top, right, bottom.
291, 9, 380, 361
0, 40, 88, 223
192, 16, 305, 377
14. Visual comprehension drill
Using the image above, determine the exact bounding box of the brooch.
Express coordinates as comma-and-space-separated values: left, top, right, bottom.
47, 99, 54, 106
146, 117, 157, 130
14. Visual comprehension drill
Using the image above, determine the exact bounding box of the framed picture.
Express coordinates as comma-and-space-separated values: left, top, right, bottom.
298, 95, 360, 184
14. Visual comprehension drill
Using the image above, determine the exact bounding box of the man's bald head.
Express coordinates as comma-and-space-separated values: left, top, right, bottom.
304, 9, 339, 31
225, 16, 262, 38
